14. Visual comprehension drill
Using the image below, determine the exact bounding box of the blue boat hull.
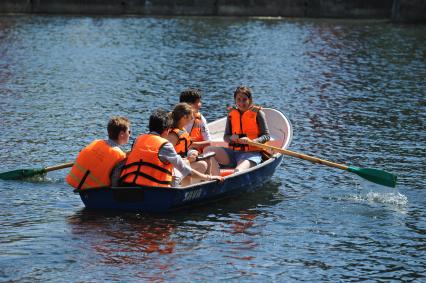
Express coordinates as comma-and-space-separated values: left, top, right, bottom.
76, 154, 283, 213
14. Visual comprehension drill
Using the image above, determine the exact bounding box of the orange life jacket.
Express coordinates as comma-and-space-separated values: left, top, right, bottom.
171, 128, 192, 157
228, 105, 262, 152
189, 113, 207, 153
189, 113, 204, 142
120, 134, 173, 187
66, 140, 126, 189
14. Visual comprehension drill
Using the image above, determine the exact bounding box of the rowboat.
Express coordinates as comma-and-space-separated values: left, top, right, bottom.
73, 108, 293, 213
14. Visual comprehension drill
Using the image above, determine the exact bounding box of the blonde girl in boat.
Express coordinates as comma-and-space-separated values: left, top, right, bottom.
204, 86, 270, 173
167, 103, 220, 185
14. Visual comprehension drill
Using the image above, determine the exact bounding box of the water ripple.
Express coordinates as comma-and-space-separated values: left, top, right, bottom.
0, 16, 425, 282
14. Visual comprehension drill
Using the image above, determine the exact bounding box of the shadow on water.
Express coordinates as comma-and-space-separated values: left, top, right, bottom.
66, 180, 283, 262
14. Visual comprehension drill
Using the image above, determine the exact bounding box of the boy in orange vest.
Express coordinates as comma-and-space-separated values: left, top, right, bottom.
179, 89, 211, 152
66, 116, 131, 189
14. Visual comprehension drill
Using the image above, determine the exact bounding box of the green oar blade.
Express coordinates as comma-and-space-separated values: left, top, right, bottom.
0, 168, 46, 180
348, 166, 397, 188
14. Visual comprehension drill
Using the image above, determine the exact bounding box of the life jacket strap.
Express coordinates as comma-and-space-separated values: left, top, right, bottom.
77, 170, 90, 190
73, 162, 106, 188
120, 171, 172, 186
230, 143, 249, 151
122, 160, 173, 176
132, 160, 142, 184
176, 136, 190, 156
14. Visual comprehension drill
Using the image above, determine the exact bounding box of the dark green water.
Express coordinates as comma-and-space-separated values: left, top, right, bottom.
0, 16, 425, 282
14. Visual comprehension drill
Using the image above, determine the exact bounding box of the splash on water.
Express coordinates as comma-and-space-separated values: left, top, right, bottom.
23, 174, 48, 183
349, 178, 408, 206
24, 174, 65, 184
346, 190, 408, 206
363, 191, 408, 206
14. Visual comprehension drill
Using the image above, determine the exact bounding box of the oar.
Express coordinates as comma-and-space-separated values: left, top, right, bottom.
246, 140, 397, 188
0, 162, 74, 180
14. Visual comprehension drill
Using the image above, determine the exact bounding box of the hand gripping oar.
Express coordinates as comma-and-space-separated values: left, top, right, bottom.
246, 140, 397, 188
0, 162, 74, 180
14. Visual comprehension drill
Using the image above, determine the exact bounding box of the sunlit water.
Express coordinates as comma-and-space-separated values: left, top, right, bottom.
0, 16, 425, 282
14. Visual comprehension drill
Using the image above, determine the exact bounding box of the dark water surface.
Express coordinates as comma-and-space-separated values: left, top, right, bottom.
0, 16, 425, 282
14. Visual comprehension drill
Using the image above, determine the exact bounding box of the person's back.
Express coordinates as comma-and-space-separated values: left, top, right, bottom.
67, 116, 131, 189
120, 133, 174, 187
170, 127, 192, 158
120, 109, 178, 187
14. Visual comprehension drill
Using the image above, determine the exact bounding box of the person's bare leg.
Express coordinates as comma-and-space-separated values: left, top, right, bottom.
203, 146, 231, 167
206, 156, 220, 176
179, 159, 193, 187
180, 177, 191, 187
235, 160, 255, 172
191, 160, 207, 173
181, 160, 208, 186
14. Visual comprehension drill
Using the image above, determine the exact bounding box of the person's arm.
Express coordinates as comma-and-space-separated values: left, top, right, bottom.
223, 116, 235, 143
189, 167, 223, 182
159, 142, 191, 176
159, 142, 223, 183
253, 110, 270, 144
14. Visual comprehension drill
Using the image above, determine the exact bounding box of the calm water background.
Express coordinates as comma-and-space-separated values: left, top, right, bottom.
0, 15, 425, 282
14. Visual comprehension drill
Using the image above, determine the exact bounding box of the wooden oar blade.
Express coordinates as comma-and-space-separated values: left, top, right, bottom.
348, 166, 397, 188
0, 168, 46, 180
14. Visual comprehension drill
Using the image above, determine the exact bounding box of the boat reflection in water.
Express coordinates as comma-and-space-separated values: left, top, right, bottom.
67, 210, 177, 264
66, 180, 281, 271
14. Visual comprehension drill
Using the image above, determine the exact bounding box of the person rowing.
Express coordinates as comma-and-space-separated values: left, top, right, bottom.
66, 116, 131, 189
204, 86, 270, 173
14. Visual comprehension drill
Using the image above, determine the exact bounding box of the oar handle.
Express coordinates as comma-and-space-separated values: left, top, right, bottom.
246, 141, 348, 171
44, 162, 74, 172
